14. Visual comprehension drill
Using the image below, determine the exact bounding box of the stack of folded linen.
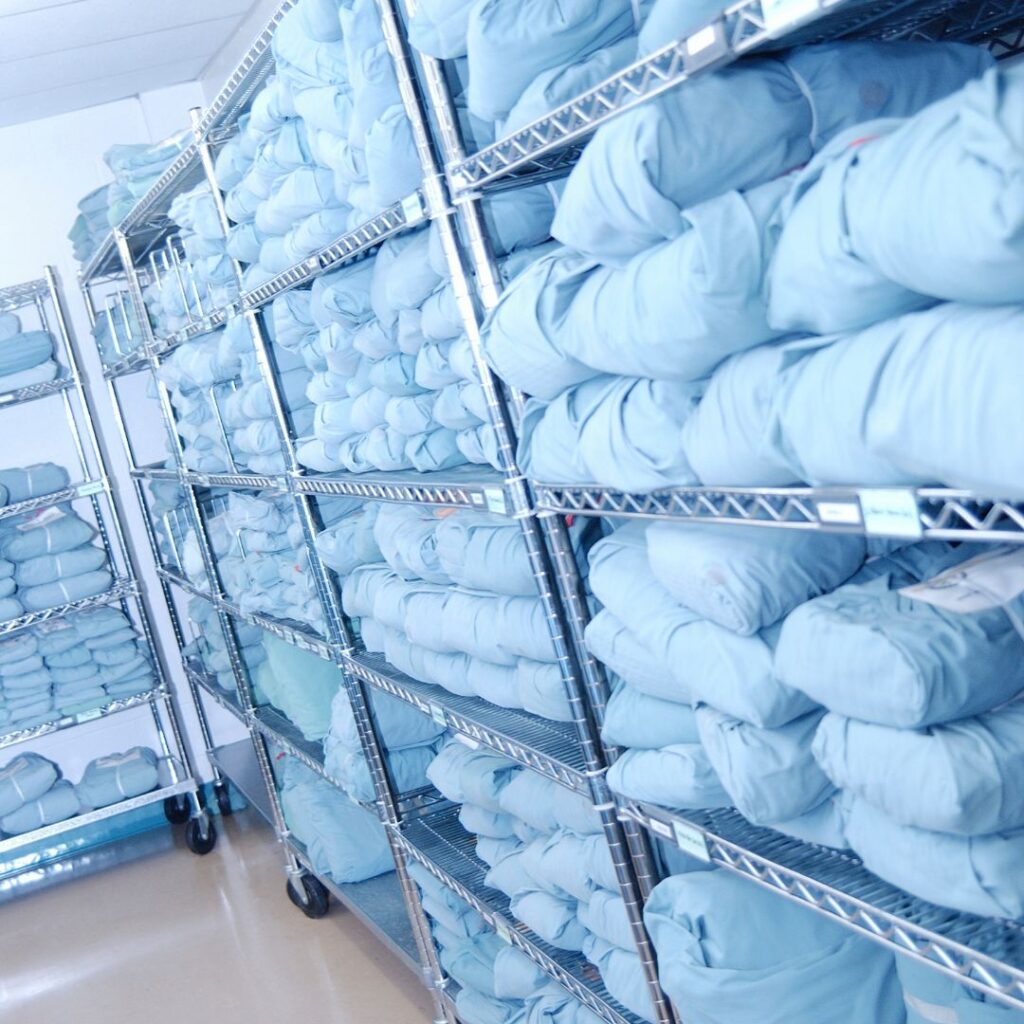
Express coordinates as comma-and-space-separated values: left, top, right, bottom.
68, 184, 112, 265
208, 491, 325, 632
0, 751, 79, 835
322, 679, 445, 805
337, 503, 585, 722
775, 543, 1024, 920
427, 738, 657, 1021
644, 869, 905, 1024
215, 0, 422, 296
90, 293, 144, 366
474, 42, 1002, 492
585, 521, 873, 846
183, 596, 266, 696
103, 129, 191, 222
0, 634, 57, 729
0, 314, 61, 394
75, 746, 160, 809
0, 506, 112, 620
277, 755, 394, 883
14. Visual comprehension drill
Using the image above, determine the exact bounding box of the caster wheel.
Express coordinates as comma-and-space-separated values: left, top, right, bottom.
287, 875, 329, 919
214, 784, 234, 818
164, 795, 191, 824
185, 817, 217, 855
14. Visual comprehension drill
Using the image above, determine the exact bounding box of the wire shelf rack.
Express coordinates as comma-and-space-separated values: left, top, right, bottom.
0, 377, 74, 411
620, 801, 1024, 1009
0, 578, 137, 639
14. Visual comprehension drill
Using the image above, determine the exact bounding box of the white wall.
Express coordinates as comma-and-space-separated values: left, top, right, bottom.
0, 80, 247, 783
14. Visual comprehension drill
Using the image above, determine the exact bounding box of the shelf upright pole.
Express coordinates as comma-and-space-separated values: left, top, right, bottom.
379, 5, 679, 1020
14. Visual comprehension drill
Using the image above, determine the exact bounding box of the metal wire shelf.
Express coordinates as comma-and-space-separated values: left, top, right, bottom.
398, 806, 647, 1024
0, 480, 107, 524
185, 662, 246, 724
447, 0, 1024, 193
101, 348, 150, 380
345, 652, 591, 796
620, 801, 1024, 1009
130, 464, 179, 483
296, 466, 513, 514
533, 483, 1024, 542
208, 739, 275, 824
0, 578, 137, 639
0, 376, 74, 410
0, 687, 161, 753
251, 705, 346, 789
186, 469, 286, 493
0, 776, 194, 859
0, 278, 49, 312
241, 193, 426, 310
284, 835, 424, 974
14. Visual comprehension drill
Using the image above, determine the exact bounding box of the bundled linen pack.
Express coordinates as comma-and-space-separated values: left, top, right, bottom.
76, 746, 160, 809
426, 739, 655, 1021
277, 755, 394, 883
585, 521, 866, 844
645, 870, 904, 1023
338, 503, 575, 722
775, 544, 1024, 918
0, 313, 61, 394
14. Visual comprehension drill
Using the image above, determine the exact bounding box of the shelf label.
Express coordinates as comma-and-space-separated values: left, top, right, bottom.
401, 193, 425, 224
76, 708, 104, 724
483, 487, 508, 515
858, 489, 923, 539
495, 921, 512, 944
0, 394, 13, 405
672, 819, 711, 863
816, 500, 862, 526
648, 818, 673, 841
686, 25, 717, 56
761, 0, 821, 33
428, 702, 447, 727
77, 480, 106, 498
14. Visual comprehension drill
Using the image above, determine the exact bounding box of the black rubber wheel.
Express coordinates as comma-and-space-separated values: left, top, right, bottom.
185, 816, 217, 855
287, 875, 330, 919
214, 783, 234, 818
164, 794, 191, 825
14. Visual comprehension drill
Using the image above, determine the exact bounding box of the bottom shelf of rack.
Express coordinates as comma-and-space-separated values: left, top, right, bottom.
208, 740, 275, 826
397, 806, 644, 1024
285, 835, 423, 977
0, 777, 195, 861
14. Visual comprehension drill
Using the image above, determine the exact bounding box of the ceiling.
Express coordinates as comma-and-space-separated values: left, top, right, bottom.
0, 0, 263, 127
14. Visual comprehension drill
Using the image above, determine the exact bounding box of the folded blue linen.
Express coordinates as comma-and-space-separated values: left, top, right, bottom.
14, 545, 107, 587
0, 652, 43, 677
519, 830, 617, 904
498, 769, 601, 836
0, 463, 69, 503
582, 937, 657, 1023
646, 522, 866, 635
602, 682, 698, 749
21, 569, 113, 611
435, 513, 534, 597
407, 0, 474, 56
607, 744, 729, 808
76, 747, 159, 809
554, 42, 994, 264
776, 544, 1024, 727
0, 635, 36, 663
510, 889, 586, 951
0, 752, 59, 815
1, 513, 95, 561
815, 702, 1024, 835
0, 596, 23, 622
256, 638, 343, 741
645, 870, 904, 1024
1, 778, 80, 834
770, 63, 1024, 336
0, 330, 54, 375
45, 645, 93, 669
365, 105, 421, 208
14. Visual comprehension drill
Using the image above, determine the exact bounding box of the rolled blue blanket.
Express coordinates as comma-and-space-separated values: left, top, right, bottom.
0, 752, 59, 815
85, 627, 138, 650
435, 512, 535, 597
0, 575, 12, 598
0, 463, 70, 502
498, 768, 602, 836
0, 634, 38, 663
0, 652, 44, 677
0, 513, 95, 561
44, 645, 92, 669
49, 663, 100, 685
76, 747, 159, 809
510, 888, 587, 951
601, 682, 699, 749
607, 744, 729, 809
2, 667, 51, 691
645, 871, 904, 1024
0, 596, 23, 621
0, 559, 12, 578
21, 569, 113, 611
1, 779, 80, 834
583, 936, 657, 1023
14, 545, 107, 587
35, 625, 79, 655
72, 606, 130, 638
0, 330, 54, 375
91, 642, 141, 667
519, 830, 617, 904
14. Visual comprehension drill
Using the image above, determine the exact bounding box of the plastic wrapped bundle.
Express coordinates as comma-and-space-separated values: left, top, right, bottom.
769, 63, 1024, 335
76, 747, 159, 809
645, 871, 904, 1024
1, 779, 80, 834
554, 42, 993, 264
0, 752, 59, 816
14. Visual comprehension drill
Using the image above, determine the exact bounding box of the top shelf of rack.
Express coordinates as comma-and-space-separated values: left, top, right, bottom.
0, 278, 49, 313
446, 0, 1024, 192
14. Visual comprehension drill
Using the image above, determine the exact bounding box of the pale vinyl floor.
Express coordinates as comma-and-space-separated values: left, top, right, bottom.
0, 810, 437, 1024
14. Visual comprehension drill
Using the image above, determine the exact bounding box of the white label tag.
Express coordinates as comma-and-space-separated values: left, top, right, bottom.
401, 193, 425, 224
470, 493, 485, 507
648, 818, 673, 840
429, 702, 447, 727
685, 25, 717, 55
900, 547, 1024, 614
483, 487, 507, 516
76, 708, 104, 723
761, 0, 821, 32
858, 489, 923, 539
454, 733, 479, 750
817, 501, 862, 526
16, 506, 66, 531
672, 819, 711, 863
77, 481, 106, 498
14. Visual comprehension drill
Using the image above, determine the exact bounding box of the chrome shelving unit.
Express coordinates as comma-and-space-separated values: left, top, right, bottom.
0, 270, 214, 872
76, 0, 1024, 1019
